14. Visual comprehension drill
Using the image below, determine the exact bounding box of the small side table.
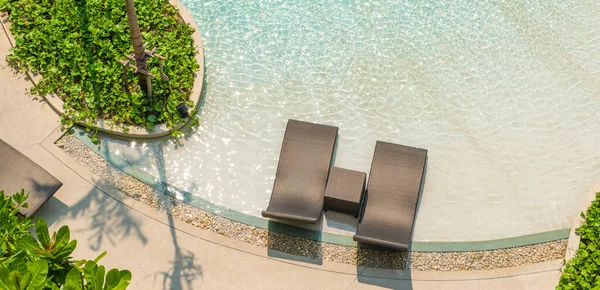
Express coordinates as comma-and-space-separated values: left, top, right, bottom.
324, 167, 366, 217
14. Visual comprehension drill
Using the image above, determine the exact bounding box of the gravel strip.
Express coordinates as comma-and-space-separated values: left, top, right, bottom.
56, 134, 567, 270
411, 240, 566, 271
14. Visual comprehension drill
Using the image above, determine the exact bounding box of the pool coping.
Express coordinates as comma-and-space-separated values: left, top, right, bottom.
72, 127, 571, 252
38, 128, 567, 285
0, 0, 204, 139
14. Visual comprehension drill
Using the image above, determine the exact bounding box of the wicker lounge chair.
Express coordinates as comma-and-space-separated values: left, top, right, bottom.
353, 141, 427, 251
0, 139, 62, 217
262, 119, 338, 224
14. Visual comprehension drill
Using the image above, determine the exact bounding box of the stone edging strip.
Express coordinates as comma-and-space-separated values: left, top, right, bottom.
57, 132, 567, 270
0, 0, 204, 139
37, 125, 567, 276
70, 127, 568, 253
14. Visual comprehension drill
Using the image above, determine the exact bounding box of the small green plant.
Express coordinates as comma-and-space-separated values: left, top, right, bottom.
189, 110, 200, 130
0, 0, 199, 132
0, 190, 131, 289
557, 191, 600, 290
0, 189, 31, 254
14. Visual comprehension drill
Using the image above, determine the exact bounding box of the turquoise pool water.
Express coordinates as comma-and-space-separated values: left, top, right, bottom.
97, 0, 600, 242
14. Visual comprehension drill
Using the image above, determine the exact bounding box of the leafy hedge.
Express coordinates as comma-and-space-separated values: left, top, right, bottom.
558, 192, 600, 289
0, 190, 131, 289
0, 0, 199, 132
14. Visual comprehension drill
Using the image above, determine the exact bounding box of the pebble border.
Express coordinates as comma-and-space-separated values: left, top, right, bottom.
56, 135, 567, 270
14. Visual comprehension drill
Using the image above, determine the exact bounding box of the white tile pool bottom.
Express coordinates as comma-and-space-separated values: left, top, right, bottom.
96, 0, 600, 242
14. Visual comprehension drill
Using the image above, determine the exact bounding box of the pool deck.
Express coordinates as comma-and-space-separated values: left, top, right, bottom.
0, 21, 567, 290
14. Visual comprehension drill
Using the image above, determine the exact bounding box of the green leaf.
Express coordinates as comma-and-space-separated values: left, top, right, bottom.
104, 269, 120, 290
104, 269, 125, 290
93, 251, 107, 264
83, 261, 98, 290
41, 277, 54, 288
7, 271, 19, 289
0, 266, 10, 290
35, 219, 50, 246
103, 268, 134, 290
19, 235, 43, 256
54, 240, 77, 260
64, 268, 83, 290
48, 282, 60, 290
21, 270, 33, 288
54, 226, 70, 249
109, 270, 132, 290
12, 189, 29, 207
96, 265, 106, 290
25, 260, 48, 290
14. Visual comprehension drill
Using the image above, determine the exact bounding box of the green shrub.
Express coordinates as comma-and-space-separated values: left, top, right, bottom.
0, 0, 199, 131
0, 189, 31, 253
0, 190, 131, 289
558, 192, 600, 290
0, 0, 16, 11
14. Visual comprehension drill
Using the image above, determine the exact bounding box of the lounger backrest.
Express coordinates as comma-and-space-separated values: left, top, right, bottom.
354, 141, 427, 249
0, 139, 63, 216
365, 141, 426, 226
263, 119, 338, 223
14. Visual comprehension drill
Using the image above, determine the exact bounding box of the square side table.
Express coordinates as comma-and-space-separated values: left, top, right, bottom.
324, 167, 366, 217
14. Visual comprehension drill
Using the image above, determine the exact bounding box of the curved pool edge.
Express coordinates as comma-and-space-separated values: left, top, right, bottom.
72, 128, 570, 252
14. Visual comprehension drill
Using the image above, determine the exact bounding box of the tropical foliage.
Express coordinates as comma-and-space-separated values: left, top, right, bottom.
0, 190, 131, 289
558, 192, 600, 290
0, 0, 198, 132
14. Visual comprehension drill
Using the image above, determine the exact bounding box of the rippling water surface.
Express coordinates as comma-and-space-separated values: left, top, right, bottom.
99, 0, 600, 241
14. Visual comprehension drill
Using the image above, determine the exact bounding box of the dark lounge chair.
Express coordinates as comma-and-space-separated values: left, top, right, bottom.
0, 139, 62, 217
262, 119, 338, 224
354, 141, 427, 251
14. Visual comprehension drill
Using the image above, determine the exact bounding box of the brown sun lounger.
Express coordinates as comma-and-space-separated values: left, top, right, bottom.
353, 141, 427, 251
262, 119, 338, 224
0, 139, 62, 217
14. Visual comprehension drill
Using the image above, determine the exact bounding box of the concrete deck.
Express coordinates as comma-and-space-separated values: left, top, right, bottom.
0, 20, 564, 290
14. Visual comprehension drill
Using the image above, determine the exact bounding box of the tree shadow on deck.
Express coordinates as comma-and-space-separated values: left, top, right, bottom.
41, 133, 204, 289
150, 142, 203, 290
154, 213, 203, 290
64, 180, 148, 252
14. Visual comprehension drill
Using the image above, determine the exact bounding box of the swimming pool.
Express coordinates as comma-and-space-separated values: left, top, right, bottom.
95, 0, 600, 243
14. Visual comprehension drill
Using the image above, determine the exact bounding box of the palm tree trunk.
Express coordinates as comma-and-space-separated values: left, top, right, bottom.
125, 0, 148, 94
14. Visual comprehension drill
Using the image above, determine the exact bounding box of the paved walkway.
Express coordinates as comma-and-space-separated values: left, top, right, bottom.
0, 20, 564, 290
